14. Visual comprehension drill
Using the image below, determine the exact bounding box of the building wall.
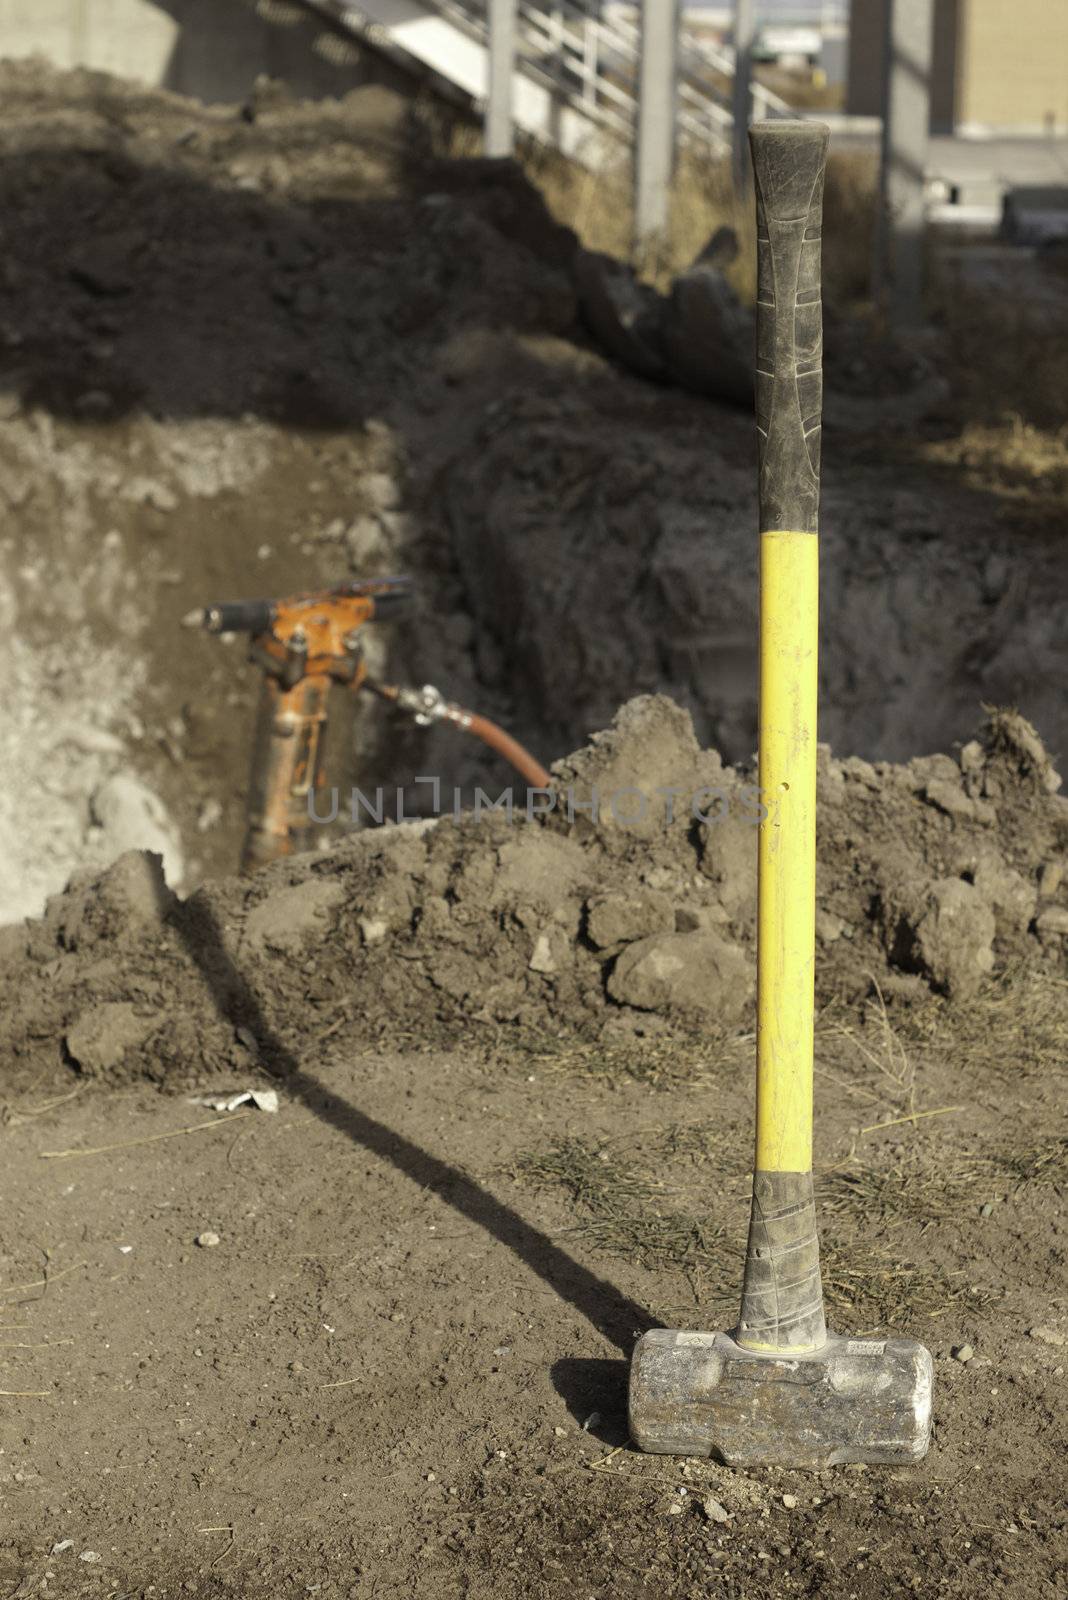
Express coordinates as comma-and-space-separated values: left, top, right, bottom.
848, 0, 1068, 133
956, 0, 1068, 132
0, 0, 401, 104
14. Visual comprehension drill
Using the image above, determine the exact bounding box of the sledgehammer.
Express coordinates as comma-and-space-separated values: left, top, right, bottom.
627, 122, 933, 1468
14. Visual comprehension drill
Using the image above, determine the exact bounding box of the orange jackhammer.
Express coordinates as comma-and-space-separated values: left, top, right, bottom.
182, 579, 550, 872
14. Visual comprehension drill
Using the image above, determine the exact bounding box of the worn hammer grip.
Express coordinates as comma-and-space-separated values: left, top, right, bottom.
750, 121, 829, 534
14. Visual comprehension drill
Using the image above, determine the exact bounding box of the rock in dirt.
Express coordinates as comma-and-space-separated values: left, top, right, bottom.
586, 890, 674, 949
195, 1231, 221, 1248
608, 931, 753, 1021
552, 695, 717, 844
575, 232, 753, 407
698, 811, 759, 923
88, 776, 184, 889
885, 877, 996, 998
1038, 861, 1064, 899
965, 847, 1038, 936
1028, 1326, 1067, 1347
66, 1001, 157, 1075
45, 850, 176, 953
573, 249, 665, 381
924, 777, 995, 826
528, 926, 572, 975
703, 1495, 731, 1523
243, 878, 347, 953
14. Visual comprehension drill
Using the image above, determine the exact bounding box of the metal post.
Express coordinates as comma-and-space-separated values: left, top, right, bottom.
875, 0, 933, 315
731, 0, 755, 194
486, 0, 517, 158
582, 15, 598, 108
634, 0, 679, 250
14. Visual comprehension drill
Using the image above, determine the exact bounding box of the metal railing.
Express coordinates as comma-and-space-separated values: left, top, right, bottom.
422, 0, 796, 154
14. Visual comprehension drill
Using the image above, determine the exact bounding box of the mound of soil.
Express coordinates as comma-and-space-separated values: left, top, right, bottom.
2, 696, 1064, 1097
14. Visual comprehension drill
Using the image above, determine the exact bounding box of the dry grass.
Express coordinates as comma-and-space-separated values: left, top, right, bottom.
424, 98, 876, 306
522, 142, 876, 306
518, 1026, 754, 1087
512, 1114, 1040, 1323
891, 967, 1068, 1082
822, 1139, 1067, 1229
918, 416, 1068, 509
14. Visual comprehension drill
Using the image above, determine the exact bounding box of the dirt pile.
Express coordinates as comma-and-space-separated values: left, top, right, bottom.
1, 697, 1064, 1094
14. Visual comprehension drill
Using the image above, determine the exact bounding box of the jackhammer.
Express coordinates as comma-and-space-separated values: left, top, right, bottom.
182, 578, 550, 872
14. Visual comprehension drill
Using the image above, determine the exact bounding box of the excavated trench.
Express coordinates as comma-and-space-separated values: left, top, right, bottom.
0, 59, 1064, 928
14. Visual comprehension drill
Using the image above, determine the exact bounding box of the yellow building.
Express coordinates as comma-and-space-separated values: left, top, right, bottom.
848, 0, 1068, 134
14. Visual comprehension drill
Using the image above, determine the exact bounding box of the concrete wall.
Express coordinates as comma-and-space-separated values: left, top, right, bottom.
0, 0, 400, 103
848, 0, 1068, 134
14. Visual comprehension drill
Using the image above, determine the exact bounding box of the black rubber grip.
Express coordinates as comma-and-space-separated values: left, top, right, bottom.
205, 599, 274, 635
749, 121, 829, 534
367, 583, 414, 621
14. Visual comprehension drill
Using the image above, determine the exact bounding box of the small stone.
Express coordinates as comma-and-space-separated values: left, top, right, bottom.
924, 778, 978, 821
195, 1231, 221, 1249
952, 1344, 974, 1363
426, 1471, 436, 1482
288, 1361, 304, 1372
979, 1202, 994, 1217
1028, 1326, 1067, 1348
703, 1495, 730, 1523
1038, 861, 1063, 899
553, 1426, 566, 1437
357, 916, 389, 946
586, 890, 674, 950
815, 909, 846, 944
196, 798, 223, 833
65, 1001, 156, 1077
79, 1551, 102, 1564
667, 1502, 684, 1516
1036, 906, 1068, 938
528, 932, 557, 974
389, 1312, 403, 1323
782, 1494, 798, 1509
608, 930, 753, 1022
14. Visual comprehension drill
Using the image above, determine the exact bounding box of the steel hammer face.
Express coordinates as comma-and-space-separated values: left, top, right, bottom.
629, 1329, 933, 1469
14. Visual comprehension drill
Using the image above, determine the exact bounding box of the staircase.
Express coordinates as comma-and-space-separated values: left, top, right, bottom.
310, 0, 795, 163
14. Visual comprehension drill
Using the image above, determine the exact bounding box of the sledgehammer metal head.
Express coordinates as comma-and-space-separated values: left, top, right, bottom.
630, 1331, 933, 1469
627, 121, 933, 1468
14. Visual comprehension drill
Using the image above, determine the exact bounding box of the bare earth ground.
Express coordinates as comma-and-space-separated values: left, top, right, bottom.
0, 1001, 1065, 1599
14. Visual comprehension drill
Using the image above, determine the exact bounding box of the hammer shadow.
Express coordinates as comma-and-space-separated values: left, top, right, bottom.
549, 1356, 630, 1446
171, 891, 657, 1361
